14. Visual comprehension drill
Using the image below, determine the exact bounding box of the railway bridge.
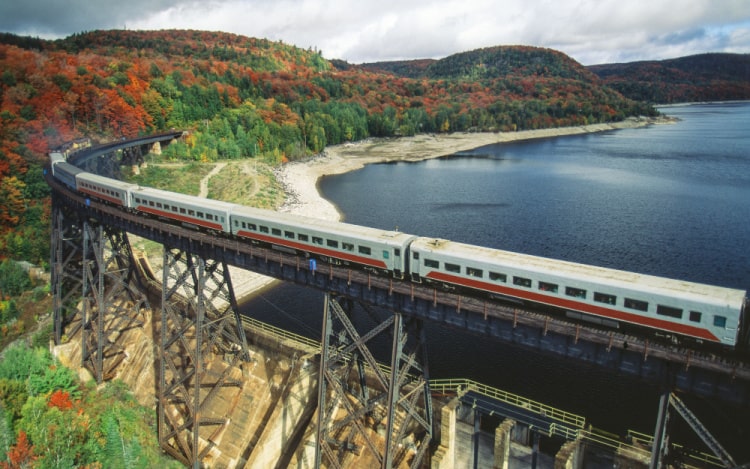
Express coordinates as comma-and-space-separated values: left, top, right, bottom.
47, 132, 750, 468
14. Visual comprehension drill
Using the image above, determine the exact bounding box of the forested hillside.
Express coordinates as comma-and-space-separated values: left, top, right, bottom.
0, 29, 655, 266
588, 53, 750, 103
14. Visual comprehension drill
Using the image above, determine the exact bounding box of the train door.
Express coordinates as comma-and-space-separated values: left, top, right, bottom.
393, 247, 403, 278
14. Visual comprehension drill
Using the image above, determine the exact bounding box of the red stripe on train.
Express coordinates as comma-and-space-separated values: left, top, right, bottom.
79, 188, 125, 206
136, 206, 224, 231
425, 271, 721, 343
236, 230, 389, 269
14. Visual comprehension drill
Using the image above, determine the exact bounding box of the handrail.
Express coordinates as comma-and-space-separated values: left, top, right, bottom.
429, 378, 585, 429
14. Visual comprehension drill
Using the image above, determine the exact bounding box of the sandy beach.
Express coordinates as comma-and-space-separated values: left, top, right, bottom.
196, 117, 672, 303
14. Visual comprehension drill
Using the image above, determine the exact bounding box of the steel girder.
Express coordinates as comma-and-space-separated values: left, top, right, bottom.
315, 293, 433, 469
158, 246, 250, 468
51, 197, 85, 343
80, 220, 149, 383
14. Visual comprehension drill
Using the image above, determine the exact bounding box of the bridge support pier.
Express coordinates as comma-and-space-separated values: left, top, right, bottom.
80, 220, 149, 382
650, 390, 671, 469
158, 246, 250, 468
51, 197, 84, 343
315, 293, 432, 468
51, 198, 150, 384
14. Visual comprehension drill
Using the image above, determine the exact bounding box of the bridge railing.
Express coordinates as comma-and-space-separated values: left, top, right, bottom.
240, 315, 321, 355
429, 377, 586, 431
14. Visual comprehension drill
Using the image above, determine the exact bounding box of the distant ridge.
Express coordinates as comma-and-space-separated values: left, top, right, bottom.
588, 53, 750, 103
361, 50, 750, 104
359, 45, 593, 81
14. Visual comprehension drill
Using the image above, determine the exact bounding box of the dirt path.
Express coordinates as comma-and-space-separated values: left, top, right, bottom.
199, 162, 227, 198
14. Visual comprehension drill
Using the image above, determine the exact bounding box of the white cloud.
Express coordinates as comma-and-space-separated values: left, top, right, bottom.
2, 0, 749, 64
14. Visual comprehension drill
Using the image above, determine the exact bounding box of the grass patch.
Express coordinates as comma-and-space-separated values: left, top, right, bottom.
122, 162, 213, 196
208, 161, 285, 209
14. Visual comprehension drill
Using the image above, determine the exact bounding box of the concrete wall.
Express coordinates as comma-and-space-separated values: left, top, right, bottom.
554, 439, 582, 469
493, 419, 515, 469
431, 398, 459, 469
244, 361, 318, 469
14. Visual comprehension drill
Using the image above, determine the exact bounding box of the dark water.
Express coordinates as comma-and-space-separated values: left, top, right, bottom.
243, 103, 750, 457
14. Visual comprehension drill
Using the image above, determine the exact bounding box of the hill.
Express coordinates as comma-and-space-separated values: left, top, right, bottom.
588, 53, 750, 103
361, 45, 597, 81
0, 30, 654, 265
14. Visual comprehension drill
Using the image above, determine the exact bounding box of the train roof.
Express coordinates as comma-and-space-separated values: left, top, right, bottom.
411, 237, 747, 307
132, 186, 236, 211
53, 161, 85, 175
49, 152, 66, 164
77, 172, 137, 191
230, 205, 416, 245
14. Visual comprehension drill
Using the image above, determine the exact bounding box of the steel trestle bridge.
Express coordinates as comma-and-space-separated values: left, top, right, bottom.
47, 132, 750, 468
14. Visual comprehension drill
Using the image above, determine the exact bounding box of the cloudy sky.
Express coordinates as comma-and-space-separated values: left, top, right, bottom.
2, 0, 749, 65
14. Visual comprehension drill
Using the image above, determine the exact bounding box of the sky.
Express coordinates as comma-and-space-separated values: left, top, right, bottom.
1, 0, 749, 65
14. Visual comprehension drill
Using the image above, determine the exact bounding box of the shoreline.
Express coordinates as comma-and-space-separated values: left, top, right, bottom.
237, 116, 673, 303
274, 116, 671, 223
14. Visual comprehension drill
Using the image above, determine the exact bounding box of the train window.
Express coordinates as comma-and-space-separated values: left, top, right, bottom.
197, 212, 204, 219
298, 234, 309, 242
171, 206, 178, 212
206, 214, 213, 221
565, 287, 586, 298
248, 223, 257, 231
312, 236, 323, 245
327, 239, 339, 248
657, 305, 682, 319
342, 242, 354, 251
149, 201, 155, 207
382, 251, 390, 259
466, 267, 483, 278
156, 203, 163, 209
358, 246, 371, 255
285, 231, 295, 239
489, 272, 506, 282
538, 281, 558, 293
188, 210, 195, 216
624, 298, 648, 312
180, 208, 186, 214
689, 311, 702, 322
272, 228, 282, 236
425, 259, 439, 268
594, 292, 616, 305
445, 263, 460, 273
713, 316, 727, 328
413, 252, 420, 260
513, 276, 532, 288
259, 226, 269, 233
395, 249, 401, 256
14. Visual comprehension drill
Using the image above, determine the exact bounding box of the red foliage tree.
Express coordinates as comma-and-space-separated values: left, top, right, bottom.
1, 430, 36, 469
48, 389, 73, 410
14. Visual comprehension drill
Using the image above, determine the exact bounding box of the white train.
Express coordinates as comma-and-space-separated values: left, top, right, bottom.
48, 152, 747, 348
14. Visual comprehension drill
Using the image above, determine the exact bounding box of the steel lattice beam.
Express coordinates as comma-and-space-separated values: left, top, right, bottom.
315, 293, 432, 469
80, 220, 149, 383
51, 197, 85, 343
158, 246, 249, 468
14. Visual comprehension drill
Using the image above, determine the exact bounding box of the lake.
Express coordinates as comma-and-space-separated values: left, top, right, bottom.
243, 102, 750, 457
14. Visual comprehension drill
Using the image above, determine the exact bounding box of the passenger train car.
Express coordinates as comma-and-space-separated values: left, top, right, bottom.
410, 238, 745, 346
230, 205, 416, 277
130, 186, 233, 232
47, 152, 747, 348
